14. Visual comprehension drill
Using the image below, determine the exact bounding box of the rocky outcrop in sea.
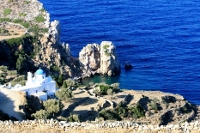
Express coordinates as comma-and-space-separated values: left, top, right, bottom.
79, 41, 120, 77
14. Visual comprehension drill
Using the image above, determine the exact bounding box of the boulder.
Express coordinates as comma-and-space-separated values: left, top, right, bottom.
124, 62, 132, 70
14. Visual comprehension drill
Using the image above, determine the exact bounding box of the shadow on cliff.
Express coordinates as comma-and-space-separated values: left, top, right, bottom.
0, 90, 25, 121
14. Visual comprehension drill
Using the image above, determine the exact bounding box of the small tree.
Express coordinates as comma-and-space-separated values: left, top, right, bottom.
31, 109, 50, 119
55, 88, 73, 102
129, 104, 145, 118
43, 99, 63, 116
57, 74, 64, 87
64, 79, 76, 88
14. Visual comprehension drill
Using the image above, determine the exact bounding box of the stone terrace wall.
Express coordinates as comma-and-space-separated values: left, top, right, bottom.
0, 119, 200, 133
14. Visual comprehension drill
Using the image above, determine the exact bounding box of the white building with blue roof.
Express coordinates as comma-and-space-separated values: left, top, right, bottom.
12, 68, 56, 101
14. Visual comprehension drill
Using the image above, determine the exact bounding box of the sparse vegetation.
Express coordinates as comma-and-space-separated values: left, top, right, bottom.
24, 0, 30, 4
12, 19, 30, 28
103, 44, 109, 50
43, 99, 63, 116
0, 18, 11, 22
0, 28, 10, 36
55, 87, 74, 102
31, 109, 50, 119
67, 114, 80, 122
3, 8, 12, 16
99, 109, 122, 121
19, 13, 26, 17
34, 15, 46, 23
8, 0, 13, 2
93, 83, 120, 96
129, 103, 145, 118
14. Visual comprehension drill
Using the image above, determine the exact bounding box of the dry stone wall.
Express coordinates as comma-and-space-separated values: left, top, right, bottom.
0, 119, 200, 133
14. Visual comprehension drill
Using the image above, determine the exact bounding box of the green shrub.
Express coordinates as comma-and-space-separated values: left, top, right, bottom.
129, 104, 145, 118
0, 66, 8, 72
148, 101, 161, 112
13, 19, 23, 23
39, 8, 46, 12
103, 44, 109, 50
43, 99, 63, 116
99, 84, 110, 95
180, 103, 192, 114
16, 54, 27, 73
40, 28, 48, 33
6, 36, 24, 47
97, 83, 120, 95
67, 114, 80, 122
12, 19, 30, 28
24, 0, 30, 4
63, 79, 77, 88
31, 109, 50, 119
34, 15, 46, 23
0, 18, 11, 22
21, 22, 30, 28
116, 103, 127, 117
55, 88, 73, 102
4, 8, 12, 16
99, 109, 121, 121
19, 13, 26, 17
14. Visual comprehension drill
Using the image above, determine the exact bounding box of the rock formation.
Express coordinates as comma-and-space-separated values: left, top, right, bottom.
34, 20, 82, 78
0, 0, 120, 79
79, 41, 120, 77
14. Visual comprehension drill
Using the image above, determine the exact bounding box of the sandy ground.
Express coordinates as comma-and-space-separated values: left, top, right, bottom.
0, 87, 26, 120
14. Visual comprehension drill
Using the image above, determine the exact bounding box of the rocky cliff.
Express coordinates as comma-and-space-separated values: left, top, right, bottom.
79, 41, 120, 77
0, 0, 120, 79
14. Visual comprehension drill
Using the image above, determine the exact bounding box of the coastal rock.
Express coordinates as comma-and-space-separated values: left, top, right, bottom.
124, 62, 133, 70
79, 41, 120, 77
100, 41, 120, 76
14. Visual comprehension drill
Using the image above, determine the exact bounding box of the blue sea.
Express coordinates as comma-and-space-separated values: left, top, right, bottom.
39, 0, 200, 105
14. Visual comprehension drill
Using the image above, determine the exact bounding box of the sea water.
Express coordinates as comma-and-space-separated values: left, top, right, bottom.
40, 0, 200, 105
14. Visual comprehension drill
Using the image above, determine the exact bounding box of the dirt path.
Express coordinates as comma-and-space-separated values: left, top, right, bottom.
0, 22, 27, 41
0, 29, 26, 41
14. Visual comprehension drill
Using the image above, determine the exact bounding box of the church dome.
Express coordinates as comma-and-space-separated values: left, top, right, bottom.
35, 68, 45, 75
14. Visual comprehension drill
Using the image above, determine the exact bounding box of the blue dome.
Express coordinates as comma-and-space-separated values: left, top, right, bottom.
35, 69, 45, 75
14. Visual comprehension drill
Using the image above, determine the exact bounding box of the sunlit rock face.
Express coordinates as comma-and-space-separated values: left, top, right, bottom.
79, 41, 120, 77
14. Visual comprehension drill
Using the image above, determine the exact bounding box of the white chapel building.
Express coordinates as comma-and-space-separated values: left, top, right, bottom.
12, 68, 56, 101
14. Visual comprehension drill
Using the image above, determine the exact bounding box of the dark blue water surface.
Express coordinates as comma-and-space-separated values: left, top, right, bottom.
39, 0, 200, 104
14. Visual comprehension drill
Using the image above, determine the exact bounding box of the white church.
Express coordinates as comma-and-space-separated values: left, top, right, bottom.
12, 68, 56, 101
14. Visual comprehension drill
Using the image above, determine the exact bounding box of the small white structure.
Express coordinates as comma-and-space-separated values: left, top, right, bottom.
12, 68, 56, 101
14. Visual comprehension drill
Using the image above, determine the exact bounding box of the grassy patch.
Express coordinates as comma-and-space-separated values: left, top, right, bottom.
19, 13, 26, 17
12, 19, 30, 28
0, 18, 11, 22
4, 8, 12, 16
34, 15, 46, 23
24, 0, 30, 4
